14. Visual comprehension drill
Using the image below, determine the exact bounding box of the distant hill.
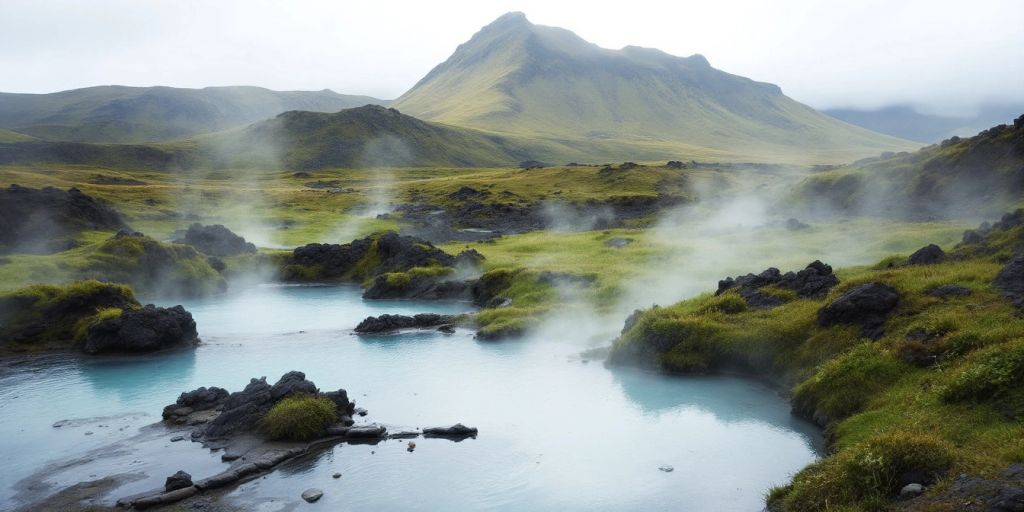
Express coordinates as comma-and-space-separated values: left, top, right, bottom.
392, 12, 915, 163
203, 105, 531, 169
790, 114, 1024, 220
825, 104, 1024, 143
0, 85, 387, 143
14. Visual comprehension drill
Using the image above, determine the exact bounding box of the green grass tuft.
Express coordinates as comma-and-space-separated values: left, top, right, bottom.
260, 394, 338, 441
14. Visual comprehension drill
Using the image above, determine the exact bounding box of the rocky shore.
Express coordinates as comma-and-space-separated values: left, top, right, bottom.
110, 371, 478, 510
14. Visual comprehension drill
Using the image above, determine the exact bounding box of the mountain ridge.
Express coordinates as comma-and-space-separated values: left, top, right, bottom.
392, 12, 916, 162
0, 85, 388, 143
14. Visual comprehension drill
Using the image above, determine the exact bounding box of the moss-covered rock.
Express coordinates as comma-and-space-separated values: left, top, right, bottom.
77, 231, 225, 297
281, 232, 462, 283
0, 280, 138, 352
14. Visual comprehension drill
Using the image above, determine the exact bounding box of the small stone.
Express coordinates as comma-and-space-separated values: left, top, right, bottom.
900, 483, 924, 499
658, 465, 674, 473
301, 488, 324, 503
221, 453, 240, 462
170, 435, 185, 442
165, 470, 193, 492
332, 472, 342, 479
407, 441, 416, 452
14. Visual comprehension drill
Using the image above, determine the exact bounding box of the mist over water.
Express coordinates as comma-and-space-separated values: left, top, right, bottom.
0, 285, 821, 511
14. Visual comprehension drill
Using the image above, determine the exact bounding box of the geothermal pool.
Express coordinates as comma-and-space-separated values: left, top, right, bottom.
0, 284, 822, 511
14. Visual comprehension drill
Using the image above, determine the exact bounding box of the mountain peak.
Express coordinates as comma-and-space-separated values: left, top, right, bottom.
488, 11, 530, 28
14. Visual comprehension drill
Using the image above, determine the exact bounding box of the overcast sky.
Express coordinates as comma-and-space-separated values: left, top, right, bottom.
1, 0, 1021, 115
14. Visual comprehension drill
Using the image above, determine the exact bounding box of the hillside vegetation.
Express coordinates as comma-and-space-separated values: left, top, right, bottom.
393, 12, 916, 163
0, 85, 386, 143
207, 105, 532, 169
609, 211, 1024, 511
791, 115, 1024, 220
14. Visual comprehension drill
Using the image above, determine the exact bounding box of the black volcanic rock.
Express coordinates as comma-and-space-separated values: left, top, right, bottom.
355, 313, 455, 333
0, 185, 127, 253
905, 244, 946, 265
284, 232, 456, 281
716, 260, 838, 309
817, 283, 900, 339
82, 304, 199, 354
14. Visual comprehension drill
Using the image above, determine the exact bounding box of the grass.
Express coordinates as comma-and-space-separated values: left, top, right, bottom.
0, 280, 138, 351
611, 223, 1024, 510
261, 394, 338, 441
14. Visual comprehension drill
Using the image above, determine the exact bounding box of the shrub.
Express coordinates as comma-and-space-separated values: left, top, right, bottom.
261, 394, 337, 441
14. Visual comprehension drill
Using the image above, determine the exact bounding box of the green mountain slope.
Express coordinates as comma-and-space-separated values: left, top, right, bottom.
203, 105, 531, 169
392, 12, 916, 163
791, 114, 1024, 219
0, 85, 387, 143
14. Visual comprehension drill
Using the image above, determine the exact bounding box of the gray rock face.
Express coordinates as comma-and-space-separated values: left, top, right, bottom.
83, 304, 199, 354
817, 282, 900, 339
906, 244, 946, 265
165, 470, 193, 492
302, 488, 324, 503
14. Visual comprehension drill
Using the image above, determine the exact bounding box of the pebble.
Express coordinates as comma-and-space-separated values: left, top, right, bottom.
900, 483, 924, 499
301, 488, 324, 503
658, 465, 674, 473
170, 435, 185, 442
407, 441, 417, 452
332, 473, 342, 479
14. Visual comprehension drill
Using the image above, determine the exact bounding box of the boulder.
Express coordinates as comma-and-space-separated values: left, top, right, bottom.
355, 314, 455, 334
285, 232, 457, 281
204, 372, 311, 437
817, 282, 900, 339
346, 425, 387, 438
162, 386, 229, 420
422, 423, 477, 438
906, 244, 946, 265
82, 305, 199, 354
362, 273, 472, 300
177, 223, 256, 257
164, 470, 193, 492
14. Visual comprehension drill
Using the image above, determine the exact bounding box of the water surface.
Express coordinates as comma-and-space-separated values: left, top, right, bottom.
0, 284, 821, 511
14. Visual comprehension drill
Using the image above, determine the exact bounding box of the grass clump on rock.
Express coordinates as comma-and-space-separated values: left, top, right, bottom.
261, 394, 338, 441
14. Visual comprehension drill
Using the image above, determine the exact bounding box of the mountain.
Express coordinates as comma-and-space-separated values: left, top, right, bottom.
825, 104, 1024, 143
0, 85, 387, 143
392, 12, 915, 163
790, 114, 1024, 220
203, 105, 530, 169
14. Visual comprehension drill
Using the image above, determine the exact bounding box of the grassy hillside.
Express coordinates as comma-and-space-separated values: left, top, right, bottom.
609, 214, 1024, 511
205, 105, 535, 169
791, 115, 1024, 220
392, 12, 917, 163
0, 85, 386, 143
